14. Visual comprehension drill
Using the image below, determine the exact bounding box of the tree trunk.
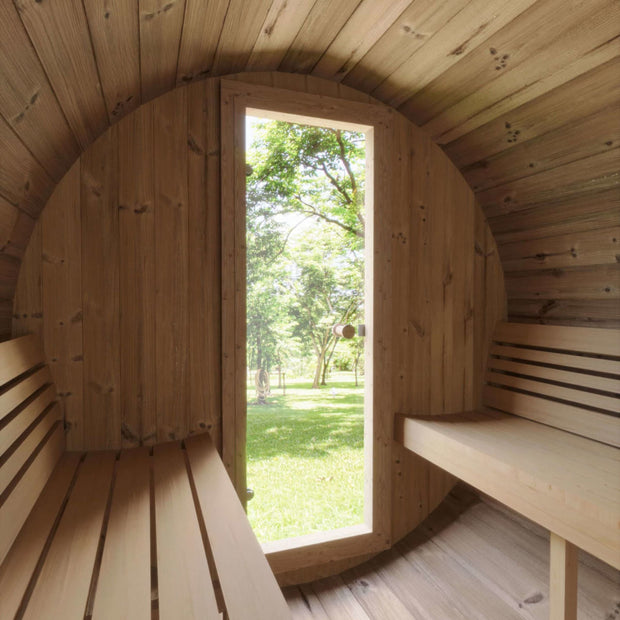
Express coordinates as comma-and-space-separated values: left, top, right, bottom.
312, 350, 325, 389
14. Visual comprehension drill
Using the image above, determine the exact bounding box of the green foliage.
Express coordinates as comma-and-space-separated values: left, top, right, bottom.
248, 120, 366, 241
245, 118, 367, 386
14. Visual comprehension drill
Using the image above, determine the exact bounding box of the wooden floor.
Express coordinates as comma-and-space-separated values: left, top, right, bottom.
283, 486, 620, 619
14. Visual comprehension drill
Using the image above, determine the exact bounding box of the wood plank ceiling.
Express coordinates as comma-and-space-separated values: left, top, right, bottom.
0, 0, 618, 335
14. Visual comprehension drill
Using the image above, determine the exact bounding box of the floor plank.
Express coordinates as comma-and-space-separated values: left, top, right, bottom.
286, 486, 619, 619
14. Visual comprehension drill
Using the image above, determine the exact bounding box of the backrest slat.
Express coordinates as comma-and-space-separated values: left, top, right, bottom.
484, 322, 620, 446
487, 357, 620, 394
0, 367, 53, 425
0, 336, 45, 387
489, 344, 620, 376
0, 335, 65, 568
493, 321, 620, 357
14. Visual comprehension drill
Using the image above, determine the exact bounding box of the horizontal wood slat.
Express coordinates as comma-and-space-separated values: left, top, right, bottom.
0, 406, 60, 496
486, 370, 620, 414
0, 384, 56, 456
0, 365, 51, 424
493, 321, 620, 357
0, 423, 64, 564
490, 344, 620, 376
0, 452, 80, 620
487, 357, 620, 394
396, 411, 620, 569
482, 385, 619, 448
0, 334, 45, 386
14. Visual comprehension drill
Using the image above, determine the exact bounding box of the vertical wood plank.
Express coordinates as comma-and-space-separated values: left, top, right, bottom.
220, 83, 239, 489
549, 533, 579, 620
118, 103, 156, 447
153, 89, 189, 442
12, 220, 41, 339
187, 81, 220, 441
81, 128, 120, 450
41, 160, 83, 450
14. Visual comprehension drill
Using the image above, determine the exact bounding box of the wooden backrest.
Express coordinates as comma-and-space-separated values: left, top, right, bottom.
483, 322, 620, 447
0, 335, 63, 564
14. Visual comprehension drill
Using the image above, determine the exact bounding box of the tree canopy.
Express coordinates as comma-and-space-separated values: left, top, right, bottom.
246, 118, 366, 390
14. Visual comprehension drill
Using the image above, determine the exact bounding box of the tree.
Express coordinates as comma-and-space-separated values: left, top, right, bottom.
246, 118, 366, 387
287, 229, 362, 388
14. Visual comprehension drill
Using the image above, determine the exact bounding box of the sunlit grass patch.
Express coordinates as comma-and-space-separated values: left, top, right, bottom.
246, 373, 364, 542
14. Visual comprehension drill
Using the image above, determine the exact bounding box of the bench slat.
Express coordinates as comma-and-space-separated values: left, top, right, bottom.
0, 424, 64, 564
483, 385, 620, 447
92, 448, 151, 620
0, 384, 56, 455
0, 404, 61, 496
23, 451, 116, 620
185, 433, 291, 620
0, 366, 52, 424
0, 453, 80, 620
396, 412, 620, 569
490, 344, 620, 376
493, 321, 620, 357
485, 370, 620, 414
0, 335, 45, 387
153, 442, 221, 620
487, 357, 620, 395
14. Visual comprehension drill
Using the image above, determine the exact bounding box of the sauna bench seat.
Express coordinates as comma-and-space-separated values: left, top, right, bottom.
0, 336, 290, 620
395, 321, 620, 619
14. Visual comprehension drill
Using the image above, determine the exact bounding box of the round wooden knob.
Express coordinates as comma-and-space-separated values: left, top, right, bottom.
332, 324, 356, 339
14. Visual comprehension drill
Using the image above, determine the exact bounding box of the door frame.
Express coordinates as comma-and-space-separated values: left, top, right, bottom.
220, 79, 394, 574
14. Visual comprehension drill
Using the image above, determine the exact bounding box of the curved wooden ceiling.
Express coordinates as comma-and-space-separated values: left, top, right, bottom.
0, 0, 619, 333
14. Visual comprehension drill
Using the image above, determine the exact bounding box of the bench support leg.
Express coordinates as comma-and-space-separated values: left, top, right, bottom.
549, 533, 578, 620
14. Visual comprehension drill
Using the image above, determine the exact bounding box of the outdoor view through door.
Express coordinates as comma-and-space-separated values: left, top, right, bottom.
245, 113, 368, 543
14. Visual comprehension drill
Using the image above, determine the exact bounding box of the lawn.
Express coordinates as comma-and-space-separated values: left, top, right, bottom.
246, 373, 365, 542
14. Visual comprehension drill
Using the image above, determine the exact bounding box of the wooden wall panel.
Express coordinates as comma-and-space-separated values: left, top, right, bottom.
81, 128, 120, 449
40, 161, 83, 450
153, 88, 189, 442
118, 104, 156, 447
12, 76, 505, 576
15, 0, 109, 148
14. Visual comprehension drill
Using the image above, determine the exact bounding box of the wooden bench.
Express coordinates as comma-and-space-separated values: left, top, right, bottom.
395, 322, 620, 620
0, 335, 291, 619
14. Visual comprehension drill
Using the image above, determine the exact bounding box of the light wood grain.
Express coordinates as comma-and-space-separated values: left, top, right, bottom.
549, 534, 578, 620
0, 422, 64, 564
23, 451, 116, 620
0, 452, 80, 620
153, 441, 221, 619
186, 433, 290, 619
91, 448, 151, 620
397, 410, 620, 569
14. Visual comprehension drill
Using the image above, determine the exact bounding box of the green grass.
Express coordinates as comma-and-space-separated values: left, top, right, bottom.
246, 373, 364, 542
